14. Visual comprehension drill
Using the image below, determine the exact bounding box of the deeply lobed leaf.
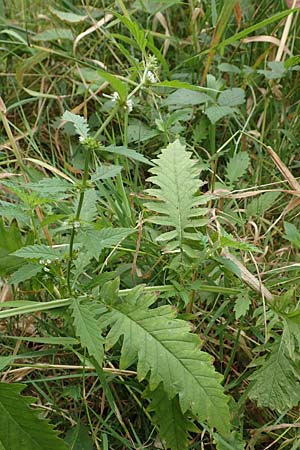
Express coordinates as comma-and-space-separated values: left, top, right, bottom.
144, 140, 208, 255
70, 298, 105, 366
99, 284, 230, 435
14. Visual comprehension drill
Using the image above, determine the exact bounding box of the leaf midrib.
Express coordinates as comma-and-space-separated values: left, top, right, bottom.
112, 303, 224, 405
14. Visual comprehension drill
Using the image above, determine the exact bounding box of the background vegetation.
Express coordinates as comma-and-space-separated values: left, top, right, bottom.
1, 0, 300, 449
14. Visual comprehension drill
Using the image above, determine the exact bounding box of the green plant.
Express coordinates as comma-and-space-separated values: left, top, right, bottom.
1, 1, 300, 449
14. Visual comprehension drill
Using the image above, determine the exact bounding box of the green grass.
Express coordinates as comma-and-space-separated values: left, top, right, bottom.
1, 0, 300, 449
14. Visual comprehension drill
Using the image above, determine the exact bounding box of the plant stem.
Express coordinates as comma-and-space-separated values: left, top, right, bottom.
67, 106, 121, 295
0, 285, 241, 320
94, 104, 119, 139
67, 147, 91, 296
209, 123, 217, 196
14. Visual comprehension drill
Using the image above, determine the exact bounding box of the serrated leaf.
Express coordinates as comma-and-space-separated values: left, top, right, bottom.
32, 28, 73, 41
77, 227, 135, 260
12, 245, 60, 261
246, 192, 280, 217
249, 343, 300, 410
218, 88, 245, 107
100, 284, 230, 434
49, 7, 87, 23
70, 298, 105, 366
162, 88, 211, 107
225, 152, 250, 184
234, 292, 251, 319
144, 140, 208, 255
10, 263, 43, 285
91, 164, 122, 182
28, 178, 73, 195
147, 385, 195, 450
0, 383, 68, 450
205, 106, 234, 124
62, 111, 90, 139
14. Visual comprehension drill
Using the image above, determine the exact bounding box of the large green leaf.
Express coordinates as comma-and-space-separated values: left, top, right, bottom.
70, 298, 105, 366
99, 283, 230, 435
144, 140, 208, 255
0, 383, 67, 450
249, 343, 300, 410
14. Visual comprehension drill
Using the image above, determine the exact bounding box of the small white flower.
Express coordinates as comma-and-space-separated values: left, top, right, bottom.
79, 136, 85, 143
111, 91, 120, 103
74, 221, 81, 229
46, 259, 52, 265
39, 259, 45, 265
146, 70, 157, 83
126, 98, 133, 113
43, 266, 50, 272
